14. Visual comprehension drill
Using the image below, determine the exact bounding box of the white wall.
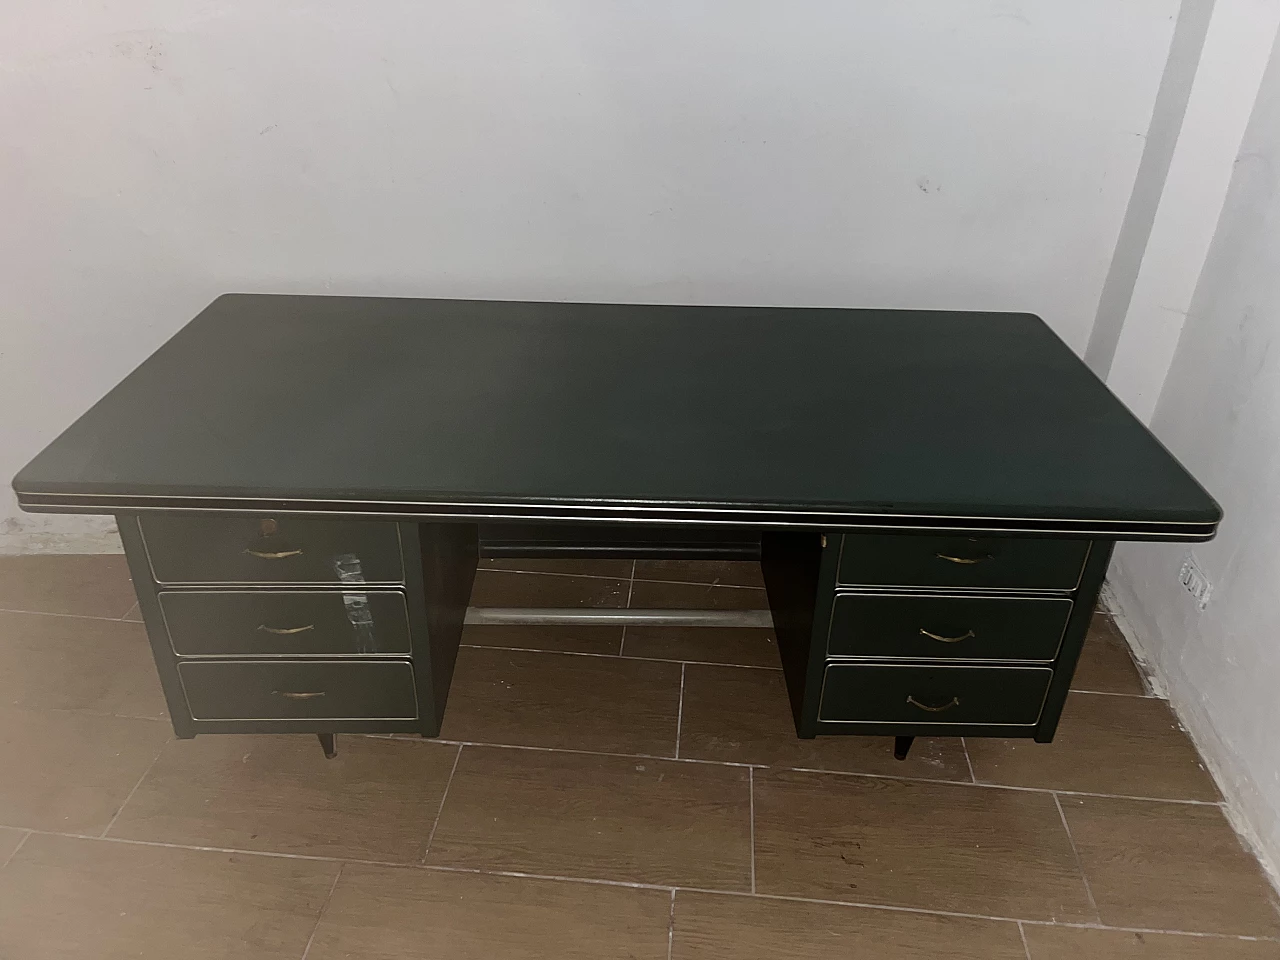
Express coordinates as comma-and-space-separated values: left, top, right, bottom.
0, 0, 1180, 550
1101, 0, 1280, 421
1108, 20, 1280, 877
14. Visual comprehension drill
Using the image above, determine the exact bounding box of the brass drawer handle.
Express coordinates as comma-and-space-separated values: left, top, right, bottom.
274, 690, 326, 700
245, 546, 303, 560
258, 623, 316, 636
935, 552, 990, 565
919, 628, 975, 644
907, 695, 961, 713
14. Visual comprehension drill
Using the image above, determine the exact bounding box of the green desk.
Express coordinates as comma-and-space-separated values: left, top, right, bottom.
13, 296, 1219, 760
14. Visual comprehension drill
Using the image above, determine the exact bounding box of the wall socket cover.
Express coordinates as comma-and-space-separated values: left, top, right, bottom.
1179, 555, 1212, 610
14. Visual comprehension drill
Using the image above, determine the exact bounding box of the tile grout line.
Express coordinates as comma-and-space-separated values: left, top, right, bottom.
420, 861, 675, 893
960, 737, 977, 783
421, 745, 464, 863
480, 566, 766, 591
460, 643, 780, 670
1068, 688, 1159, 699
631, 575, 764, 591
299, 862, 344, 960
365, 734, 1227, 807
666, 888, 677, 960
0, 830, 32, 871
620, 559, 637, 656
779, 764, 1227, 806
376, 735, 758, 768
671, 882, 1280, 941
98, 740, 168, 839
0, 606, 145, 624
674, 664, 686, 759
1017, 920, 1033, 960
457, 646, 1148, 694
1053, 792, 1101, 924
11, 703, 170, 724
89, 832, 428, 869
748, 768, 757, 894
7, 824, 1280, 944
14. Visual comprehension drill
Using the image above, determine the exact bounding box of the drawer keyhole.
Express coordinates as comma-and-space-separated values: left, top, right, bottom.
919, 628, 975, 644
906, 695, 961, 713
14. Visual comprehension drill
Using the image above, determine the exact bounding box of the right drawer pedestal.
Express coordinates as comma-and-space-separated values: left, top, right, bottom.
764, 531, 1114, 743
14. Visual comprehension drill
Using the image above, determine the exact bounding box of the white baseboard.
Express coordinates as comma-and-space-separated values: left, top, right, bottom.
1101, 578, 1280, 894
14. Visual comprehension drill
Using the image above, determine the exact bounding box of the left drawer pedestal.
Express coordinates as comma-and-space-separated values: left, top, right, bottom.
117, 514, 476, 743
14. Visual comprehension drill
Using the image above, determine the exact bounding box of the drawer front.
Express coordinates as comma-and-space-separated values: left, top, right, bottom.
160, 590, 411, 657
828, 594, 1072, 662
819, 664, 1052, 725
178, 659, 418, 720
141, 516, 403, 585
837, 534, 1089, 590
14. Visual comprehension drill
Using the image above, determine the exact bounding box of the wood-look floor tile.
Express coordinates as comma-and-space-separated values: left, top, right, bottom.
480, 557, 635, 578
308, 863, 671, 960
1023, 925, 1280, 959
634, 560, 765, 588
0, 704, 170, 833
629, 578, 769, 610
1071, 614, 1148, 695
0, 611, 166, 719
440, 647, 681, 755
107, 735, 459, 863
624, 626, 779, 667
462, 623, 624, 656
427, 746, 752, 888
0, 834, 338, 960
753, 770, 1094, 920
470, 570, 629, 607
0, 826, 27, 866
0, 554, 137, 619
121, 601, 142, 622
1060, 795, 1280, 936
671, 891, 1028, 960
679, 664, 970, 780
966, 693, 1220, 800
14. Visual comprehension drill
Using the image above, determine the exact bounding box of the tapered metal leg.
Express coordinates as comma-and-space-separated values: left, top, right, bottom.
893, 735, 914, 761
317, 733, 336, 759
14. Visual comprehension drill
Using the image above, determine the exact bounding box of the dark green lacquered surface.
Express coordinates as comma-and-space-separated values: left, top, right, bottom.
140, 515, 404, 585
15, 296, 1218, 536
819, 663, 1053, 725
827, 593, 1072, 661
178, 659, 418, 721
838, 534, 1090, 589
159, 590, 412, 657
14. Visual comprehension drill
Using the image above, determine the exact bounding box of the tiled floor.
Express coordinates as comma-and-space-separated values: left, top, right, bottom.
0, 555, 1278, 959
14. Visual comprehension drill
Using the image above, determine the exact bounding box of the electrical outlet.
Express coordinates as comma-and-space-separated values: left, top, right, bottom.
1179, 555, 1212, 610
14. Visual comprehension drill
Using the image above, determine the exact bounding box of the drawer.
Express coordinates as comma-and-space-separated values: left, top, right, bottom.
837, 534, 1089, 590
819, 664, 1052, 725
178, 659, 418, 720
140, 516, 403, 585
828, 593, 1072, 662
160, 590, 411, 657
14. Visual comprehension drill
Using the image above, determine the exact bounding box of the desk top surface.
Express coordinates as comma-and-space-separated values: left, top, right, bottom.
14, 295, 1219, 539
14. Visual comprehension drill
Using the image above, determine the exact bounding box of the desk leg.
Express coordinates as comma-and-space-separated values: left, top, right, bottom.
317, 733, 337, 759
893, 736, 914, 761
761, 531, 839, 738
402, 522, 479, 737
